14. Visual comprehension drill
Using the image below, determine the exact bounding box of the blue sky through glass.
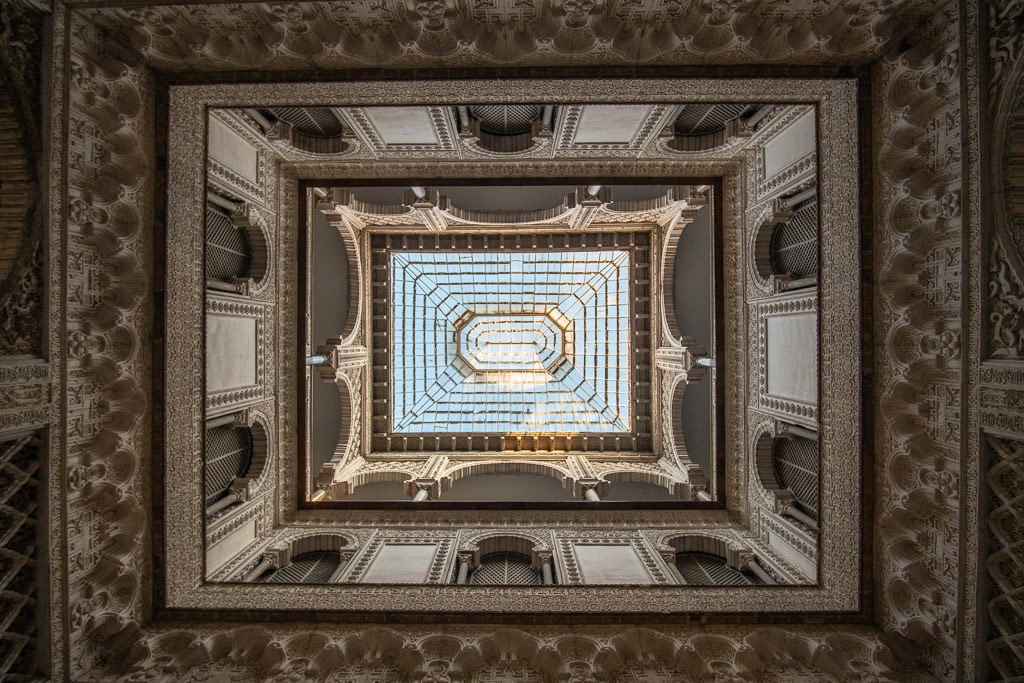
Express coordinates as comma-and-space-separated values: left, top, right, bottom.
391, 249, 630, 434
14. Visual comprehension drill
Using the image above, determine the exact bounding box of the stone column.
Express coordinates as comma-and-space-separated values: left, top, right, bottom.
243, 555, 276, 582
778, 502, 818, 530
206, 492, 242, 516
410, 478, 437, 502
536, 550, 555, 585
578, 478, 603, 502
660, 548, 685, 584
456, 551, 474, 585
206, 480, 249, 517
305, 354, 329, 366
746, 557, 777, 585
777, 422, 819, 441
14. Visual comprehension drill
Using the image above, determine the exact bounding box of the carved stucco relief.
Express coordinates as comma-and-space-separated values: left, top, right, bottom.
46, 1, 984, 681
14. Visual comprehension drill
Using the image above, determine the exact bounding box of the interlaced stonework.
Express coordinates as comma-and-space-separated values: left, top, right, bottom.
0, 0, 1016, 679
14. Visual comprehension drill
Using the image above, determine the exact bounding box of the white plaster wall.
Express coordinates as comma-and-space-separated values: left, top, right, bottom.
574, 544, 653, 584
573, 105, 652, 143
209, 116, 259, 182
767, 527, 816, 579
360, 544, 437, 583
763, 109, 816, 179
206, 518, 256, 575
766, 312, 817, 404
207, 314, 257, 393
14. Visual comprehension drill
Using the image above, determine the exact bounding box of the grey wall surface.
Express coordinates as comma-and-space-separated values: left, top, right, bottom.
310, 207, 347, 479
673, 203, 714, 485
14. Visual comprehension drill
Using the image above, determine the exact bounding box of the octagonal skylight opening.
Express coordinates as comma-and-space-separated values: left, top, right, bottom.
390, 249, 631, 434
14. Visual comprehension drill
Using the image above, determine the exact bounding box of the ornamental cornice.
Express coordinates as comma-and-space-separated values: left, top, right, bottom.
43, 0, 983, 679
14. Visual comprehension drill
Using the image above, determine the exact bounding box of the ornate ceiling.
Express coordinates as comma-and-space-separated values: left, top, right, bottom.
0, 0, 1017, 680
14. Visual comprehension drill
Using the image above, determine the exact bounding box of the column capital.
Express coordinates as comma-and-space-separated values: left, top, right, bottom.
405, 478, 439, 499
532, 548, 554, 569
574, 477, 608, 500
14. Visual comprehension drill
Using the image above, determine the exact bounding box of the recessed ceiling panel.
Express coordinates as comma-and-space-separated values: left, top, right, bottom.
363, 106, 440, 144
390, 249, 631, 434
572, 105, 654, 143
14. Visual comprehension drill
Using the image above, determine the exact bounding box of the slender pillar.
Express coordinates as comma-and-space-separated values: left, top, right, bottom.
243, 557, 274, 582
207, 191, 241, 212
747, 558, 777, 585
583, 487, 600, 502
305, 354, 329, 366
409, 478, 437, 502
206, 278, 239, 293
206, 413, 238, 429
540, 555, 554, 585
205, 492, 241, 516
695, 356, 716, 368
778, 423, 819, 441
695, 489, 713, 502
541, 105, 554, 130
780, 503, 818, 530
780, 275, 818, 291
784, 187, 816, 207
242, 108, 273, 132
660, 550, 685, 584
456, 552, 474, 584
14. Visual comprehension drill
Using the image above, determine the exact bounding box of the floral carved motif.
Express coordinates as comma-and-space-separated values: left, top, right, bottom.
43, 0, 984, 680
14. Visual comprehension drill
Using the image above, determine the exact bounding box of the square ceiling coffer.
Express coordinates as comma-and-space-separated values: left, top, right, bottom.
371, 232, 652, 453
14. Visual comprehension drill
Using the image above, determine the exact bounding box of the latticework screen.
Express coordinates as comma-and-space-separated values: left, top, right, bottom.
675, 552, 757, 586
264, 551, 340, 584
204, 426, 252, 507
468, 552, 541, 585
0, 434, 42, 680
266, 107, 344, 136
206, 204, 251, 281
673, 103, 749, 135
773, 436, 819, 521
770, 198, 818, 278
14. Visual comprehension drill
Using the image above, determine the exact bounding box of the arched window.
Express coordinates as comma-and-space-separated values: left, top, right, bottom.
668, 103, 755, 151
469, 552, 541, 585
204, 424, 251, 508
206, 203, 251, 282
261, 107, 348, 154
262, 551, 340, 583
675, 552, 759, 586
465, 104, 544, 153
773, 436, 819, 522
770, 198, 818, 280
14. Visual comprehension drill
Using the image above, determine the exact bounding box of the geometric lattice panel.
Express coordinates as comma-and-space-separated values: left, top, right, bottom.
770, 198, 818, 279
370, 231, 653, 454
773, 436, 819, 521
390, 249, 630, 434
264, 551, 340, 584
468, 552, 541, 585
675, 552, 757, 586
0, 434, 41, 680
206, 204, 251, 282
204, 426, 252, 507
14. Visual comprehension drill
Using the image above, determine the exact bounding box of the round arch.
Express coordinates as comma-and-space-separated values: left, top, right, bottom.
442, 460, 571, 490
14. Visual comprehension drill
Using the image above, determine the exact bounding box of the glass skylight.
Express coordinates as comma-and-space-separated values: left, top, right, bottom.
390, 249, 631, 434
